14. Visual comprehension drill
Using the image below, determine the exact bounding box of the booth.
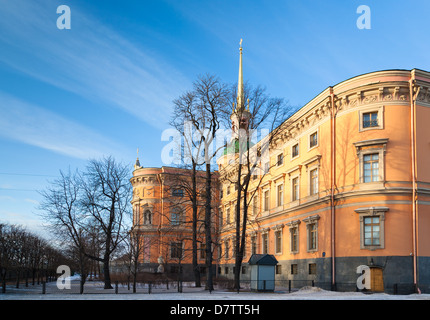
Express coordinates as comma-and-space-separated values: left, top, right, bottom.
248, 254, 278, 292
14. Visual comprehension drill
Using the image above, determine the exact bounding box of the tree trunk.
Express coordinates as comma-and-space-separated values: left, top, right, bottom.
191, 162, 201, 287
205, 162, 214, 292
103, 257, 112, 289
234, 161, 243, 291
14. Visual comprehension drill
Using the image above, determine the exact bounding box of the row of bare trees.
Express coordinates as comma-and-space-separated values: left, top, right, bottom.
0, 223, 70, 291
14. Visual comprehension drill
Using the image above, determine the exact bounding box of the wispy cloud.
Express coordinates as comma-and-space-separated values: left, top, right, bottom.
0, 0, 189, 129
0, 92, 125, 160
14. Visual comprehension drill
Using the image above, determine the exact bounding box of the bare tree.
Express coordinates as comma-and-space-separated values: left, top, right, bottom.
222, 82, 293, 290
170, 74, 230, 291
80, 156, 132, 289
39, 156, 132, 290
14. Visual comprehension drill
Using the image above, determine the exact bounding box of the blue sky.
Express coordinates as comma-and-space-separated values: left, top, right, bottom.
1, 0, 430, 238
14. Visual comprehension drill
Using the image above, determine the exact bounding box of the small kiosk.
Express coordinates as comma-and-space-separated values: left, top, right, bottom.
248, 254, 278, 292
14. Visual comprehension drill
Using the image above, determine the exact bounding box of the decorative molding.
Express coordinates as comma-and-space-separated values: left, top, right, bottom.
353, 138, 389, 156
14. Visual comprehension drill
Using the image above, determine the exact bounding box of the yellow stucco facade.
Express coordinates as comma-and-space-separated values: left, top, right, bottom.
217, 68, 430, 293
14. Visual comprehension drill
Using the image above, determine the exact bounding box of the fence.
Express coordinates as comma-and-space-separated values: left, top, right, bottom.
1, 278, 426, 296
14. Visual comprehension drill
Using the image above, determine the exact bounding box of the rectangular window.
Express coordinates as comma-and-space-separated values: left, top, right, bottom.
252, 195, 258, 216
355, 207, 387, 249
291, 264, 298, 275
264, 190, 270, 211
172, 188, 184, 197
276, 265, 282, 275
363, 111, 378, 128
171, 242, 182, 259
292, 177, 299, 201
277, 184, 284, 207
292, 143, 299, 158
308, 223, 317, 250
242, 266, 247, 274
200, 244, 206, 259
225, 240, 230, 259
251, 236, 257, 255
363, 153, 379, 182
309, 263, 317, 275
310, 169, 318, 195
275, 230, 282, 254
262, 233, 268, 254
264, 161, 270, 173
364, 216, 380, 246
277, 153, 284, 166
171, 208, 182, 226
310, 132, 318, 148
226, 208, 230, 224
291, 227, 298, 252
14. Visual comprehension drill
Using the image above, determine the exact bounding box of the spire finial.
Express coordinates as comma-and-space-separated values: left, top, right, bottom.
237, 38, 244, 111
134, 147, 141, 169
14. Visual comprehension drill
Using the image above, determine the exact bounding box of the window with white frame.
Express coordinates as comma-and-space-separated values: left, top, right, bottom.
309, 131, 318, 149
287, 220, 300, 253
263, 189, 270, 211
261, 232, 269, 254
171, 207, 183, 226
252, 194, 258, 216
277, 153, 284, 166
353, 138, 388, 184
277, 184, 284, 207
292, 176, 299, 201
303, 215, 320, 252
359, 105, 384, 132
264, 161, 270, 173
309, 168, 318, 195
363, 153, 379, 183
292, 143, 299, 158
273, 226, 283, 254
355, 207, 389, 250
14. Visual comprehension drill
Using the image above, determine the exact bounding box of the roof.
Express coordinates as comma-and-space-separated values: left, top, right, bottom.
248, 254, 278, 266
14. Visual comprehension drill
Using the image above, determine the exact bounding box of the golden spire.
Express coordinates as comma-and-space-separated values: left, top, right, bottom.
237, 38, 244, 111
134, 147, 141, 169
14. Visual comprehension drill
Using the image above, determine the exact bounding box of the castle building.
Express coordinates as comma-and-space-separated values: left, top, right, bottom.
130, 161, 219, 279
131, 42, 430, 293
217, 43, 430, 293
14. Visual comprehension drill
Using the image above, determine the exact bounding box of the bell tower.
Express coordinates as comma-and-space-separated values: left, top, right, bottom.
231, 39, 251, 141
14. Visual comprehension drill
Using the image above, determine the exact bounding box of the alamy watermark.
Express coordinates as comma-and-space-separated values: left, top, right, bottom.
356, 265, 371, 290
160, 122, 270, 167
56, 265, 71, 290
57, 5, 71, 30
357, 5, 371, 30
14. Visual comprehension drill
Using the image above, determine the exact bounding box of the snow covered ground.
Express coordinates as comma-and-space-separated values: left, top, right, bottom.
1, 276, 429, 300
1, 287, 428, 300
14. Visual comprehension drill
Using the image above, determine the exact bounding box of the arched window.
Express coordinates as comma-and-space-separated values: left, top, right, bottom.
143, 209, 152, 225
